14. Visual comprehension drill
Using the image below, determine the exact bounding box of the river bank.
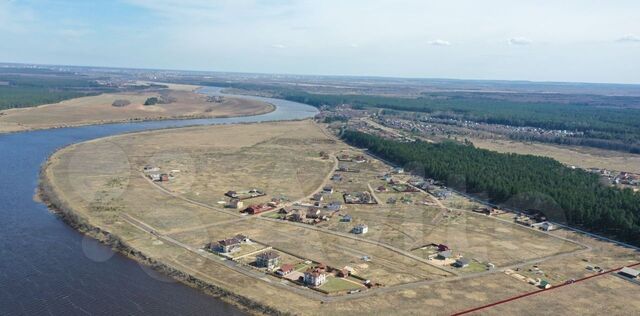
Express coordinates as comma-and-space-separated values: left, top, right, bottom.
38, 166, 287, 316
0, 87, 318, 315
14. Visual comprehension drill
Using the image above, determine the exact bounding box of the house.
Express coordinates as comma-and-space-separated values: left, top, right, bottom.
437, 244, 450, 252
437, 250, 452, 260
434, 190, 452, 199
453, 258, 470, 268
331, 174, 343, 181
472, 207, 494, 215
377, 186, 388, 192
341, 215, 353, 222
323, 186, 334, 194
248, 188, 265, 197
243, 204, 270, 215
344, 192, 375, 204
278, 207, 293, 215
225, 191, 239, 198
532, 221, 555, 231
337, 154, 352, 162
325, 201, 342, 212
289, 209, 306, 222
227, 198, 244, 209
353, 224, 368, 234
217, 238, 241, 253
143, 165, 159, 173
312, 193, 324, 201
304, 268, 327, 287
306, 207, 321, 218
256, 251, 280, 270
149, 173, 161, 181
515, 215, 534, 227
337, 269, 350, 277
354, 155, 367, 163
393, 167, 404, 174
618, 267, 640, 279
233, 234, 249, 243
277, 264, 295, 276
523, 209, 547, 223
160, 173, 169, 182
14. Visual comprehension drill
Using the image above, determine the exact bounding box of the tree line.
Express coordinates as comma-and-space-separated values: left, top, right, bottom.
174, 80, 640, 152
342, 130, 640, 246
276, 90, 640, 153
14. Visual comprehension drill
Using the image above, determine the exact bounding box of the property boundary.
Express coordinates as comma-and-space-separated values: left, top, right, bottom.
450, 262, 640, 316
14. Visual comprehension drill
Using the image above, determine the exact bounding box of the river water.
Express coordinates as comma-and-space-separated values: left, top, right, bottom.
0, 87, 318, 315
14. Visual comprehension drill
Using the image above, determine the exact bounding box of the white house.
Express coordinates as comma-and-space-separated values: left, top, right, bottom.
303, 268, 327, 287
353, 224, 368, 234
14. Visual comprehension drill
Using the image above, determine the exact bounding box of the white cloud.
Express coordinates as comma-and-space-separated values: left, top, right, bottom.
616, 34, 640, 43
508, 37, 532, 45
271, 43, 286, 49
427, 39, 451, 46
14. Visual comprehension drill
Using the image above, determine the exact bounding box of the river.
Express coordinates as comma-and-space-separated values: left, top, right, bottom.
0, 87, 318, 315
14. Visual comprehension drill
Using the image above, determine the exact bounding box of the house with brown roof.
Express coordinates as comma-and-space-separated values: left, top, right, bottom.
277, 264, 295, 276
256, 251, 280, 270
211, 234, 249, 253
304, 268, 327, 287
216, 238, 241, 253
243, 204, 271, 215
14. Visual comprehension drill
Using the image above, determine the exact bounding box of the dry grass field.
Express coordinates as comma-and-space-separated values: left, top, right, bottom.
470, 137, 640, 174
0, 84, 274, 133
42, 120, 640, 315
478, 274, 640, 315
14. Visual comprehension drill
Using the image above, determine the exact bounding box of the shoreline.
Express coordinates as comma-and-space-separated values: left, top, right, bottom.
37, 158, 289, 316
0, 102, 276, 136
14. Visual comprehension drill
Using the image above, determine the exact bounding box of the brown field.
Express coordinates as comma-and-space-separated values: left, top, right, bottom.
42, 120, 640, 315
471, 137, 640, 174
478, 274, 640, 315
0, 84, 274, 133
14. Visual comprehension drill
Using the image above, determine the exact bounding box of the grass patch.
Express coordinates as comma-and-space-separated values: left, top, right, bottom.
318, 277, 363, 293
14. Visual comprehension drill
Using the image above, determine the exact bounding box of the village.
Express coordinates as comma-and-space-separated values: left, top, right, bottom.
47, 120, 640, 314
142, 145, 628, 296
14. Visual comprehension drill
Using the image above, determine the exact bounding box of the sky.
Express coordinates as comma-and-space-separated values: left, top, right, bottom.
0, 0, 639, 84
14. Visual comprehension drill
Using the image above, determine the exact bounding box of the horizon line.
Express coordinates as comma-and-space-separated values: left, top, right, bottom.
2, 61, 639, 87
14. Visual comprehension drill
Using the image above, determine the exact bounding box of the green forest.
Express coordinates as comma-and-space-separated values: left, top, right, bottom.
342, 130, 640, 246
0, 68, 108, 110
